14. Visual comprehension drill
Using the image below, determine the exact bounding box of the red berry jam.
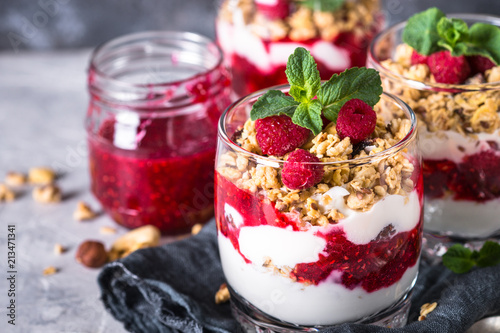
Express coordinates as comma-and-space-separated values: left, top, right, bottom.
87, 31, 232, 234
216, 171, 423, 292
423, 148, 500, 202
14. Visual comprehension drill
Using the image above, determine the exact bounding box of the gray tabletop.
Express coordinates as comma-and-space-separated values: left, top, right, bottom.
0, 50, 129, 332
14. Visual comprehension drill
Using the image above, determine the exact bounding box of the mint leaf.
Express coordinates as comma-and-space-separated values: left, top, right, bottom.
292, 100, 323, 135
285, 47, 321, 103
300, 0, 345, 12
402, 7, 446, 55
476, 241, 500, 268
436, 17, 469, 52
442, 244, 475, 274
318, 68, 382, 122
250, 90, 299, 121
468, 23, 500, 65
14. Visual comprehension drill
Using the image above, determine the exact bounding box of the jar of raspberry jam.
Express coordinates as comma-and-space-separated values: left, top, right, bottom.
86, 31, 231, 234
216, 0, 384, 97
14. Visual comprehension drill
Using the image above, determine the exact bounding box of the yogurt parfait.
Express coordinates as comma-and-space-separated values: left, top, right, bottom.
368, 8, 500, 247
215, 48, 423, 330
216, 0, 383, 97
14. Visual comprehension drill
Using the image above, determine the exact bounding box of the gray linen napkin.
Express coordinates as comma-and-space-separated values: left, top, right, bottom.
98, 220, 500, 333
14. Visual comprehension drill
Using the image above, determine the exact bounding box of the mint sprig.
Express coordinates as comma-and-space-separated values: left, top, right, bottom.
403, 7, 500, 65
442, 241, 500, 274
299, 0, 345, 12
250, 47, 382, 135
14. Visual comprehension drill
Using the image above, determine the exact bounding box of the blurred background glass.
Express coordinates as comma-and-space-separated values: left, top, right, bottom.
1, 0, 499, 51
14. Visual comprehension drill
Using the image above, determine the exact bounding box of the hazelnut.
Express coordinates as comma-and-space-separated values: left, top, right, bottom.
75, 240, 108, 268
5, 172, 27, 186
108, 225, 161, 261
54, 243, 66, 255
191, 223, 203, 235
73, 201, 97, 221
28, 167, 55, 185
32, 184, 61, 203
0, 184, 15, 202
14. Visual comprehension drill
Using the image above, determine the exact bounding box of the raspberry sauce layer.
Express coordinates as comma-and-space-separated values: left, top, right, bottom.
216, 172, 423, 293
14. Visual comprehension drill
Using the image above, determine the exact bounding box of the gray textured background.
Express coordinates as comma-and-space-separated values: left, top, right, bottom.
1, 0, 500, 51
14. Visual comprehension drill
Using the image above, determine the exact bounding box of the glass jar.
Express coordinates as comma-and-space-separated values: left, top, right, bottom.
216, 0, 384, 97
368, 14, 500, 254
215, 86, 423, 330
86, 31, 232, 234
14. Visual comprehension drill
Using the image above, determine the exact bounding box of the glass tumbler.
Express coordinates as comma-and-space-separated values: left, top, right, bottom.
215, 86, 423, 330
86, 31, 232, 234
368, 14, 500, 256
216, 0, 384, 97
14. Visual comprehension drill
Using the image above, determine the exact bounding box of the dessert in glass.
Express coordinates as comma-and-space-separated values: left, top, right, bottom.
368, 8, 500, 254
215, 48, 423, 330
86, 31, 232, 234
216, 0, 384, 97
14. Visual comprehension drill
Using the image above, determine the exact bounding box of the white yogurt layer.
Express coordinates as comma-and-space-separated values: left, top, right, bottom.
311, 188, 421, 244
419, 128, 500, 163
424, 197, 500, 238
219, 234, 418, 325
216, 20, 351, 73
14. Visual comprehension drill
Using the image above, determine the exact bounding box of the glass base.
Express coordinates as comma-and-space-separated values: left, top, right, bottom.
423, 232, 500, 265
229, 286, 411, 332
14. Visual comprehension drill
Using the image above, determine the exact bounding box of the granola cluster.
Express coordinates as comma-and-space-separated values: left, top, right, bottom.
218, 0, 380, 42
381, 44, 500, 136
218, 109, 415, 227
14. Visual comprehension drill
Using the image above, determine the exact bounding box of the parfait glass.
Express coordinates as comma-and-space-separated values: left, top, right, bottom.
368, 14, 500, 258
86, 31, 232, 234
216, 0, 384, 97
215, 86, 423, 331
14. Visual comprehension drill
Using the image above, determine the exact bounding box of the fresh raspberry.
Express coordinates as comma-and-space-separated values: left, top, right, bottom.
255, 115, 311, 156
282, 149, 324, 190
255, 0, 289, 20
410, 50, 428, 65
468, 55, 496, 75
427, 51, 471, 84
336, 99, 377, 145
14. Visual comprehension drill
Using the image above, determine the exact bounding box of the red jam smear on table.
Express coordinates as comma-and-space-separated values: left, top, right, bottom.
89, 97, 225, 234
220, 16, 383, 97
216, 171, 423, 293
423, 147, 500, 202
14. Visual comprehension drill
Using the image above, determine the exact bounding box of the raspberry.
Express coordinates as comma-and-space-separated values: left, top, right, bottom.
281, 149, 324, 190
336, 99, 377, 145
255, 115, 311, 156
468, 55, 496, 75
410, 50, 428, 65
255, 0, 289, 20
427, 51, 471, 84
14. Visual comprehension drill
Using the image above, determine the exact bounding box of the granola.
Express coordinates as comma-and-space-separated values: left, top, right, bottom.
218, 105, 416, 226
381, 43, 500, 136
219, 0, 380, 42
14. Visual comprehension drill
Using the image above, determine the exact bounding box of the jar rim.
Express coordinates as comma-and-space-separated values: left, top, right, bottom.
368, 13, 500, 92
89, 30, 224, 88
218, 84, 418, 167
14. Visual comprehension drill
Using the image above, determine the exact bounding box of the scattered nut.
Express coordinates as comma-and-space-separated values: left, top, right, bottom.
28, 167, 55, 185
73, 201, 97, 221
43, 266, 58, 275
215, 283, 230, 304
0, 184, 15, 202
75, 240, 108, 268
108, 225, 161, 261
54, 243, 66, 255
5, 172, 27, 186
418, 302, 438, 321
191, 223, 203, 235
32, 184, 61, 203
100, 226, 117, 235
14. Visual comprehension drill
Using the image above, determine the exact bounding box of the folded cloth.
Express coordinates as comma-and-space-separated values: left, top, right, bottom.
98, 220, 500, 333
